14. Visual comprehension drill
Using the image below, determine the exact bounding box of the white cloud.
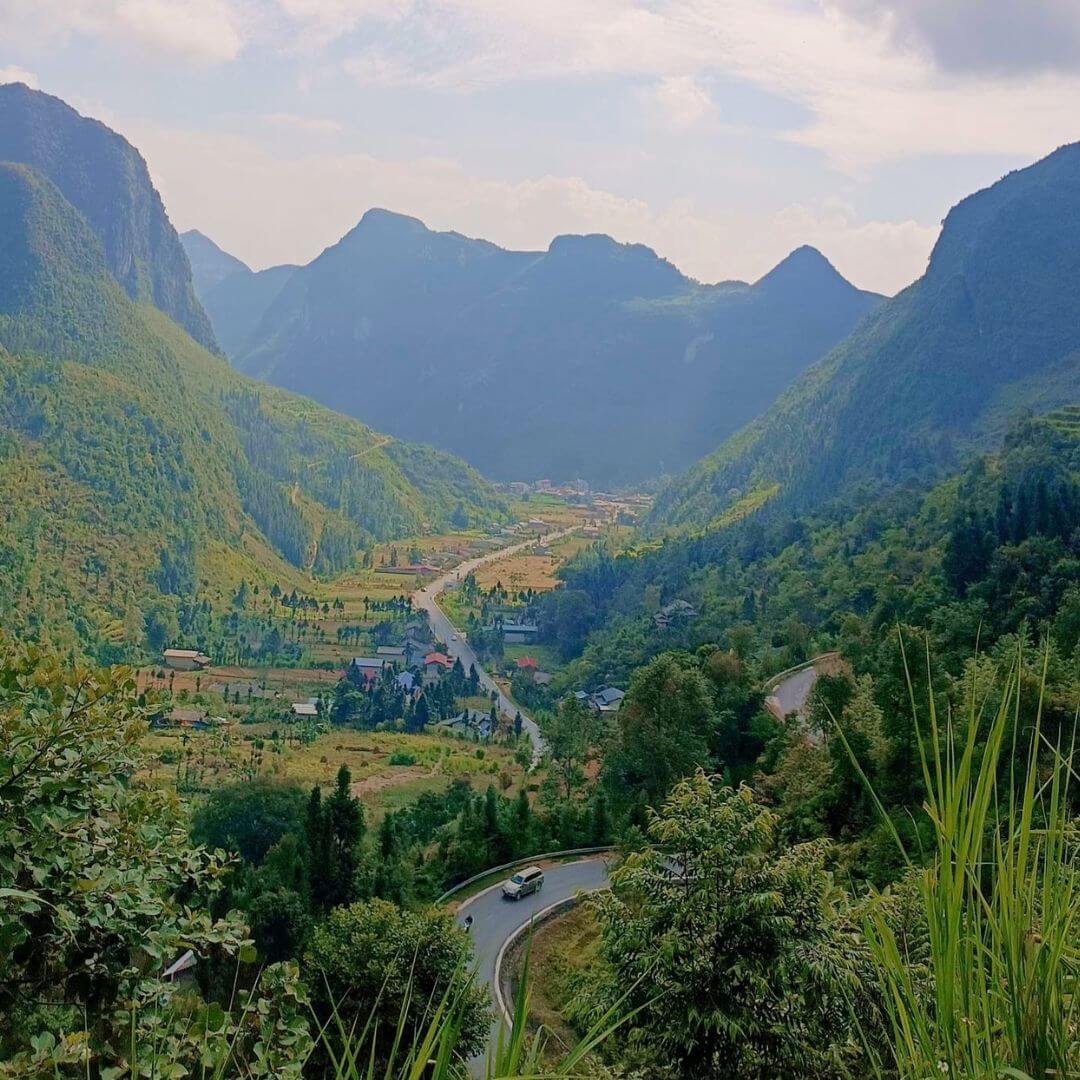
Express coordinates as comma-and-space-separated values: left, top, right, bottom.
0, 63, 37, 86
125, 119, 936, 294
115, 0, 244, 63
7, 0, 1079, 166
649, 75, 715, 129
317, 0, 1080, 171
275, 0, 410, 48
0, 0, 245, 64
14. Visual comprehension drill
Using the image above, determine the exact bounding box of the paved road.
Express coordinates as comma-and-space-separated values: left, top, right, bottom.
768, 664, 819, 718
454, 857, 613, 1070
411, 527, 575, 759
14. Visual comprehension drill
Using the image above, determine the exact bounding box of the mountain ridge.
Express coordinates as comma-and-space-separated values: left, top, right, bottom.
0, 82, 218, 351
652, 141, 1080, 528
199, 211, 881, 486
0, 120, 506, 661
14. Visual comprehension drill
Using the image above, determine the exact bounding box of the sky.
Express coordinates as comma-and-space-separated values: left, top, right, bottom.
2, 1, 1079, 295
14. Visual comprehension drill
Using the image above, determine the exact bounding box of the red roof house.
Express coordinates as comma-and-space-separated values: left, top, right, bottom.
424, 652, 453, 670
515, 656, 538, 672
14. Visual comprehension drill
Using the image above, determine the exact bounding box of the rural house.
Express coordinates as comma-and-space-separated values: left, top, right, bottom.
653, 599, 698, 630
163, 648, 211, 671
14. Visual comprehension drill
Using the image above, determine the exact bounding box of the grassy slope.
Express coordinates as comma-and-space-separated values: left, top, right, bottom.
0, 162, 505, 655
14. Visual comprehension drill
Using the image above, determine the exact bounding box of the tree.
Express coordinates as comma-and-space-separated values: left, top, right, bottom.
191, 778, 307, 865
305, 784, 329, 905
0, 639, 312, 1074
539, 588, 596, 659
511, 788, 533, 854
541, 695, 603, 802
587, 771, 875, 1078
322, 764, 364, 909
604, 653, 716, 806
248, 886, 310, 962
305, 899, 490, 1064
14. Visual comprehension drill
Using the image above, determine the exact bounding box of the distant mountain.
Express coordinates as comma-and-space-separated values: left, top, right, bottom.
0, 82, 217, 351
0, 120, 505, 659
182, 228, 251, 297
203, 209, 881, 487
180, 230, 298, 357
653, 143, 1080, 528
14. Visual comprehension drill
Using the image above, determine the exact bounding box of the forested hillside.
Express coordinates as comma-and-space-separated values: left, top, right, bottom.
654, 143, 1080, 527
202, 210, 880, 486
0, 156, 505, 661
556, 408, 1079, 693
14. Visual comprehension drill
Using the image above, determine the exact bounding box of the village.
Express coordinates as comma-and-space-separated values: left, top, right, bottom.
135, 494, 638, 814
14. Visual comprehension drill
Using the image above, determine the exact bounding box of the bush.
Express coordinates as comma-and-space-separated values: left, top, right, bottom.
191, 777, 307, 864
306, 899, 490, 1064
389, 750, 417, 766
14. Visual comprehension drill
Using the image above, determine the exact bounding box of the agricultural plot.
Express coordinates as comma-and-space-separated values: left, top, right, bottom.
144, 724, 524, 819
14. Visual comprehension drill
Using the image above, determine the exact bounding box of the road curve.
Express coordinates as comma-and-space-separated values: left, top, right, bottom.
411, 527, 575, 758
768, 664, 819, 719
454, 856, 613, 1070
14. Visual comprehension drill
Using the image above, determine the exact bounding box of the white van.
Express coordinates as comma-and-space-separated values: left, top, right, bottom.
502, 865, 544, 900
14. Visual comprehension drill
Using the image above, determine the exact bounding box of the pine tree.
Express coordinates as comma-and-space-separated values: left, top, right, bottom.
378, 814, 397, 860
305, 785, 328, 907
320, 766, 364, 910
590, 790, 610, 844
512, 788, 532, 855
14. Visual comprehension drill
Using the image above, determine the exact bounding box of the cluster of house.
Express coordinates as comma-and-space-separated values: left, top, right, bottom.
152, 706, 229, 730
654, 598, 698, 630
346, 619, 458, 691
573, 686, 626, 713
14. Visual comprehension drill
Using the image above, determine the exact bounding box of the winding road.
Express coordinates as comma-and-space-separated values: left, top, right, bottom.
453, 856, 613, 1072
763, 652, 841, 722
411, 526, 575, 759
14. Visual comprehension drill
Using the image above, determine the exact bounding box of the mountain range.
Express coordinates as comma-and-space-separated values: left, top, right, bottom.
0, 86, 505, 658
185, 213, 882, 487
653, 141, 1080, 528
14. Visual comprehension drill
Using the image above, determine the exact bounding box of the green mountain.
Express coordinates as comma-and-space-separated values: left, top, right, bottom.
0, 82, 218, 351
180, 230, 299, 358
201, 210, 880, 487
552, 406, 1080, 696
0, 138, 505, 659
653, 143, 1080, 528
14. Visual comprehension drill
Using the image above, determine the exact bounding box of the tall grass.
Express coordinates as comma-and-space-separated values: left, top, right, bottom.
313, 951, 627, 1079
100, 960, 621, 1080
851, 643, 1079, 1079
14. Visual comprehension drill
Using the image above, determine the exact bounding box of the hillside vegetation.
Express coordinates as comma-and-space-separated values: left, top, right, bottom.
0, 157, 504, 661
557, 408, 1079, 696
653, 142, 1080, 528
193, 211, 880, 486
